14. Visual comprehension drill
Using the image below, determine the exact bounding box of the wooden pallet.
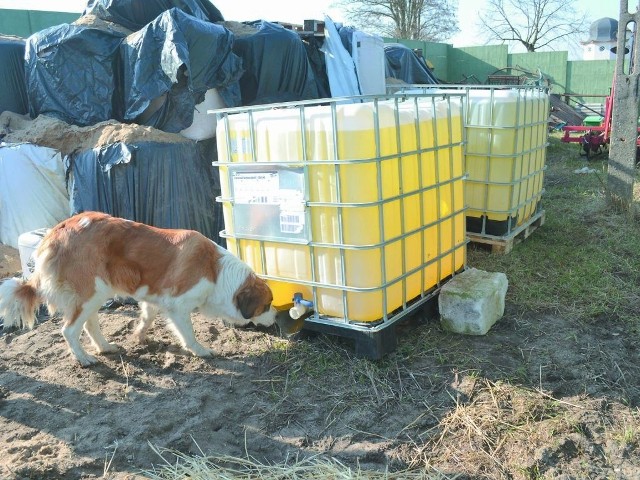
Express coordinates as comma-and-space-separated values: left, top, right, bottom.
468, 210, 546, 254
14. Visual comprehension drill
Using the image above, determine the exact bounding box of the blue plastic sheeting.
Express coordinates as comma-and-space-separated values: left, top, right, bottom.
384, 43, 438, 85
69, 139, 225, 245
0, 36, 28, 115
25, 23, 127, 126
121, 8, 243, 132
233, 21, 319, 105
84, 0, 224, 31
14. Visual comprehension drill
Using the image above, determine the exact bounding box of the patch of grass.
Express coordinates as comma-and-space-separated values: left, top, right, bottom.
267, 336, 348, 379
612, 415, 640, 448
469, 134, 640, 324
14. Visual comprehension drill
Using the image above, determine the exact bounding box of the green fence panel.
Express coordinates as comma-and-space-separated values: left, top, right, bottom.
566, 60, 615, 104
509, 51, 568, 93
448, 45, 508, 84
0, 9, 79, 38
423, 41, 449, 81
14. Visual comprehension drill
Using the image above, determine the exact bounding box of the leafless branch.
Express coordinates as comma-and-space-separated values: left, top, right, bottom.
478, 0, 588, 52
335, 0, 459, 41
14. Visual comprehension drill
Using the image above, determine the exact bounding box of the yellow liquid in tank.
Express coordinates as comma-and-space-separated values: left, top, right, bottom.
465, 90, 548, 223
218, 98, 465, 321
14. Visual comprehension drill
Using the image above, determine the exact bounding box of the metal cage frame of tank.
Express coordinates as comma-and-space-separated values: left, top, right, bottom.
387, 84, 549, 239
211, 93, 468, 347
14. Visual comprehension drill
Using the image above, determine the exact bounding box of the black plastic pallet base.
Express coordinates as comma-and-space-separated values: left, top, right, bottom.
299, 295, 439, 360
301, 320, 397, 360
466, 214, 517, 236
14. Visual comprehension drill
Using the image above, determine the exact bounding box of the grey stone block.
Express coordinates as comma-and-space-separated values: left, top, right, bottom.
438, 268, 508, 335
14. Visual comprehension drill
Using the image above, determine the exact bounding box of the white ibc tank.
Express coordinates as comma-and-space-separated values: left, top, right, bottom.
216, 96, 466, 322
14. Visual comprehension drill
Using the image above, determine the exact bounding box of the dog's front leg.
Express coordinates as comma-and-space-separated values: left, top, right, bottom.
165, 310, 213, 358
84, 314, 119, 354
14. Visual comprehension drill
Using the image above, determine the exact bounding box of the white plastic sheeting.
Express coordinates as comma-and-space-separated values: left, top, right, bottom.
0, 143, 69, 248
321, 16, 360, 98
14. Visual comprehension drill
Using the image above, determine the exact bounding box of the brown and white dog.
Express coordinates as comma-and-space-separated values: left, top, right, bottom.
0, 212, 275, 366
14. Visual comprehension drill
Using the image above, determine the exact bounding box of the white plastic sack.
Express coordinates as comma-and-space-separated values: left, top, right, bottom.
180, 88, 226, 140
321, 16, 360, 98
0, 143, 70, 248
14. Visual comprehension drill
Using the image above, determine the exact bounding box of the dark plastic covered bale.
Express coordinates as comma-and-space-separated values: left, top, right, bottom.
384, 43, 438, 85
121, 8, 243, 132
68, 139, 224, 245
231, 21, 320, 105
303, 36, 331, 99
83, 0, 224, 31
0, 35, 28, 115
25, 23, 127, 126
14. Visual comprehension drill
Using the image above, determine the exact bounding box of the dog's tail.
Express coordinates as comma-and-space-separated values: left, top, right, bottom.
0, 277, 41, 330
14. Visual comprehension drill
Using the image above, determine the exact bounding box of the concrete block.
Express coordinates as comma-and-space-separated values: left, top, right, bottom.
438, 268, 508, 335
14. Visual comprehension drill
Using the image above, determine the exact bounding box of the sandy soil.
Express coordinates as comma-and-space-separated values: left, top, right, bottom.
0, 247, 639, 479
0, 113, 188, 156
0, 245, 21, 279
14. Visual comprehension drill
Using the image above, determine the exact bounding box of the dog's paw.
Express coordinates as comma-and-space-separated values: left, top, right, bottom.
75, 352, 99, 367
133, 331, 148, 345
97, 343, 119, 354
189, 345, 214, 358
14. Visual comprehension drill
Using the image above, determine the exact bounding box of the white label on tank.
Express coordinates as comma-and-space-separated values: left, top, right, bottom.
232, 172, 280, 204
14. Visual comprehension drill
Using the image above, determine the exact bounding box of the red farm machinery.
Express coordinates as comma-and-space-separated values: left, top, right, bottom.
560, 80, 640, 159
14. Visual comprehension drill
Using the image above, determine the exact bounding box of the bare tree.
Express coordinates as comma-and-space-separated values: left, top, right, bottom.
479, 0, 588, 52
335, 0, 459, 42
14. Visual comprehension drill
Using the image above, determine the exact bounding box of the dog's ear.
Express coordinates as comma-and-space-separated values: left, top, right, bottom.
235, 289, 261, 319
234, 274, 272, 319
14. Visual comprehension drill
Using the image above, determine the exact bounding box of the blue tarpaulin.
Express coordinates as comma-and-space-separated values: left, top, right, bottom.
25, 23, 127, 126
69, 139, 224, 245
121, 8, 243, 132
84, 0, 224, 31
233, 21, 320, 105
0, 35, 28, 115
384, 43, 438, 84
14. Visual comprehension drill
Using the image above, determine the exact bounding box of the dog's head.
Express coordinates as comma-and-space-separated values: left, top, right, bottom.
233, 273, 276, 327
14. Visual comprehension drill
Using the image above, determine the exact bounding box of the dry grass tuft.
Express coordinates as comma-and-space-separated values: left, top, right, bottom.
407, 379, 572, 476
142, 442, 459, 480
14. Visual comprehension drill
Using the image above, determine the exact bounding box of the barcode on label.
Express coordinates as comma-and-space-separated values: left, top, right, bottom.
280, 212, 304, 234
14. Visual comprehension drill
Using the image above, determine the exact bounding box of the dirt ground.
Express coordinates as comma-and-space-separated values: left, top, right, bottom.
1, 246, 639, 479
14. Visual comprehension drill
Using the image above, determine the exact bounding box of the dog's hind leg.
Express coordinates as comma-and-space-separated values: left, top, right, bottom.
165, 310, 213, 358
84, 314, 118, 354
133, 301, 158, 344
61, 292, 111, 366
